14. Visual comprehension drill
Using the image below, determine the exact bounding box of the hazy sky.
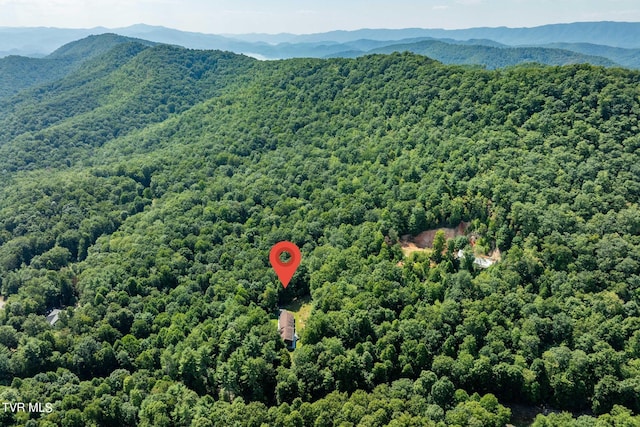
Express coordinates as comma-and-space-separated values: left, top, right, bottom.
1, 0, 639, 34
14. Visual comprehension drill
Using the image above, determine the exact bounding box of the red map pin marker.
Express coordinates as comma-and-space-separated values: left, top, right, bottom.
269, 241, 301, 288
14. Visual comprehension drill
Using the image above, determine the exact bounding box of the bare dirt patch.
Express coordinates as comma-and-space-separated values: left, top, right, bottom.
401, 242, 432, 258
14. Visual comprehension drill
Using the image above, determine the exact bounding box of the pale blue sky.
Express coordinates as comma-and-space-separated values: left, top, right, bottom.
0, 0, 639, 34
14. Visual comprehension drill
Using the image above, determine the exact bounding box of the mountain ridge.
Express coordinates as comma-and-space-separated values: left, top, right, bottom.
0, 34, 158, 99
3, 21, 640, 60
0, 41, 257, 171
327, 39, 618, 68
0, 31, 631, 104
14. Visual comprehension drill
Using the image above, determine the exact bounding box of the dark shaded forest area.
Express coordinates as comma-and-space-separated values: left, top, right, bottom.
0, 36, 640, 426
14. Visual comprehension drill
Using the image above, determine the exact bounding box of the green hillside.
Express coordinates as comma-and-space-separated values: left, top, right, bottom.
0, 34, 156, 100
0, 55, 74, 99
542, 42, 640, 69
360, 39, 618, 68
0, 42, 256, 172
1, 37, 640, 426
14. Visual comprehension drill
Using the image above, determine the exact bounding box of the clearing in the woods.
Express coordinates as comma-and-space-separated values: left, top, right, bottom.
283, 295, 312, 333
400, 222, 469, 257
400, 222, 501, 267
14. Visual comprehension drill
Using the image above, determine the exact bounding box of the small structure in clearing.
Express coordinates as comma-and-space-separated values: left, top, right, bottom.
278, 309, 297, 350
46, 309, 61, 326
456, 249, 499, 269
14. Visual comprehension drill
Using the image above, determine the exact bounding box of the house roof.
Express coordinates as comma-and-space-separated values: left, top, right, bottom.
456, 249, 496, 268
46, 309, 61, 326
278, 310, 295, 342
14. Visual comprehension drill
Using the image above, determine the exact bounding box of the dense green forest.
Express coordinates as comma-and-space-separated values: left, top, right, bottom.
1, 35, 640, 426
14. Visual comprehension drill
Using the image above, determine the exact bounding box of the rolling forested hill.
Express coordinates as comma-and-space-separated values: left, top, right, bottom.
540, 42, 640, 69
1, 35, 640, 426
337, 39, 618, 68
0, 34, 156, 99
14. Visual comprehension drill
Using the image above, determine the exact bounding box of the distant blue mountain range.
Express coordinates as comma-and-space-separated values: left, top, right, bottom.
1, 21, 640, 68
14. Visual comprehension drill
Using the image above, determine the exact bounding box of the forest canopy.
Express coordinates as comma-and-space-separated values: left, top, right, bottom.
0, 35, 640, 426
